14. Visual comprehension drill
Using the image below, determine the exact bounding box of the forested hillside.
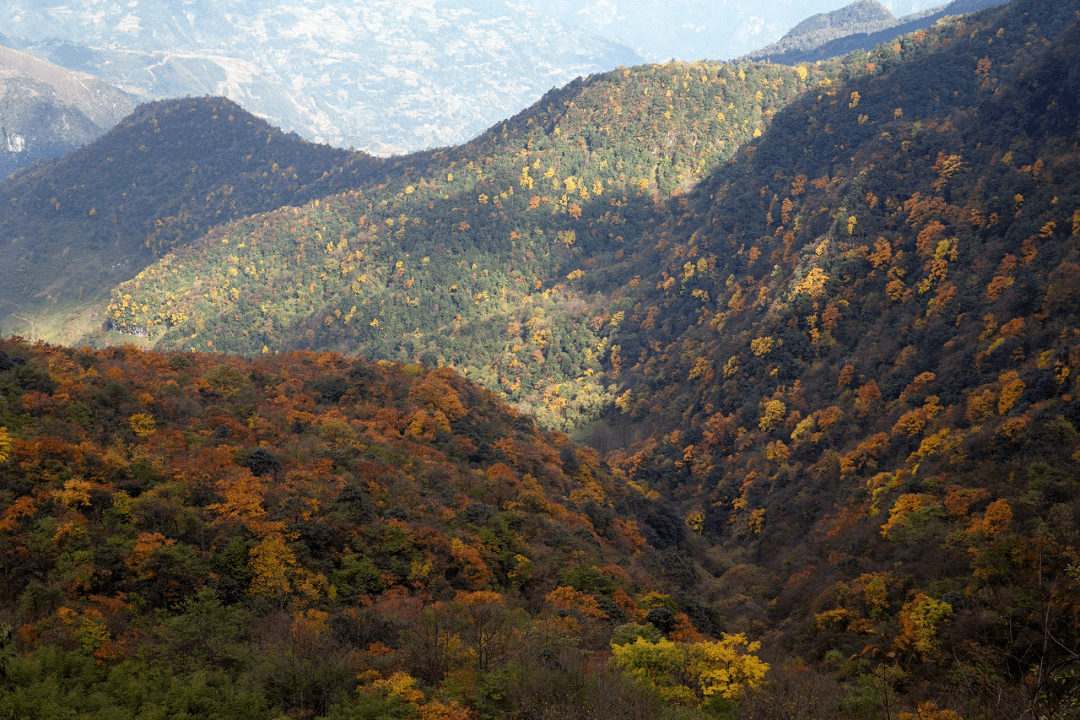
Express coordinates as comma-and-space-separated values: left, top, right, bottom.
102, 60, 817, 430
0, 0, 1078, 717
601, 1, 1080, 716
0, 337, 746, 719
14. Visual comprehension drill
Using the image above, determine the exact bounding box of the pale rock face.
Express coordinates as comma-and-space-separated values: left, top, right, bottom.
0, 45, 138, 175
0, 0, 642, 155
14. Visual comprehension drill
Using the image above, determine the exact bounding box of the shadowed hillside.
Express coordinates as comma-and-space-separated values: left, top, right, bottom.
598, 1, 1080, 715
0, 96, 388, 341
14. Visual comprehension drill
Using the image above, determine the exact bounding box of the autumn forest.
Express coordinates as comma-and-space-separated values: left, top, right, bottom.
0, 1, 1078, 718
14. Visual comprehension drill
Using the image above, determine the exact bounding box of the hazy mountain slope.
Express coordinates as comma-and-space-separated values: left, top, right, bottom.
0, 46, 136, 177
513, 0, 918, 63
0, 97, 389, 341
743, 0, 1010, 64
0, 0, 642, 155
748, 0, 901, 58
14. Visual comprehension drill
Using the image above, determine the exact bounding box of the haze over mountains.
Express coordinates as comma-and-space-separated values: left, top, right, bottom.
513, 0, 951, 62
0, 0, 642, 155
0, 45, 136, 177
742, 0, 1010, 63
0, 0, 994, 161
0, 0, 1009, 170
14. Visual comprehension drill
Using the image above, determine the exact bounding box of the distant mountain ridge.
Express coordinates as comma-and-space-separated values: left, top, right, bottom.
764, 0, 901, 56
0, 46, 136, 177
0, 0, 642, 155
743, 0, 1011, 64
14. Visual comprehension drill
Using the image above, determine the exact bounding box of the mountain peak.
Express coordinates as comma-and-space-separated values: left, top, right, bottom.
742, 0, 1009, 65
789, 0, 895, 37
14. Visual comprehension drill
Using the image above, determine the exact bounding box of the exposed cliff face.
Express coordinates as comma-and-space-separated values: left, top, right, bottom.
0, 46, 136, 177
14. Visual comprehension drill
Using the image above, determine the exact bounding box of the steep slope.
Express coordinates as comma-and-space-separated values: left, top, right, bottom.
599, 0, 1079, 714
0, 46, 137, 177
0, 0, 642, 154
0, 96, 388, 342
104, 61, 820, 430
0, 0, 1077, 715
0, 336, 716, 719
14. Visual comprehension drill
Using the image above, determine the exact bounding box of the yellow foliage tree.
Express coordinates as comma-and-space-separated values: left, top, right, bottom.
249, 532, 333, 605
966, 387, 997, 423
249, 532, 298, 600
750, 335, 776, 357
449, 537, 492, 589
969, 498, 1012, 537
208, 470, 284, 537
759, 400, 786, 432
997, 371, 1026, 415
129, 413, 156, 438
545, 585, 607, 620
899, 701, 965, 720
408, 371, 467, 421
611, 634, 769, 707
688, 634, 770, 701
896, 593, 953, 657
794, 267, 829, 297
880, 493, 936, 538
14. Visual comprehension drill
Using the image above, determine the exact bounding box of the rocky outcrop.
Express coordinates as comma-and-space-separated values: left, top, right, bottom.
0, 46, 135, 176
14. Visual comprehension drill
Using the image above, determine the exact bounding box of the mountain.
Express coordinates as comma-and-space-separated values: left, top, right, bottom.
0, 46, 136, 177
742, 0, 1010, 64
511, 0, 927, 63
0, 0, 642, 155
96, 61, 816, 431
8, 53, 822, 428
0, 96, 389, 342
750, 0, 901, 58
508, 0, 793, 63
99, 0, 1080, 712
598, 0, 1080, 713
